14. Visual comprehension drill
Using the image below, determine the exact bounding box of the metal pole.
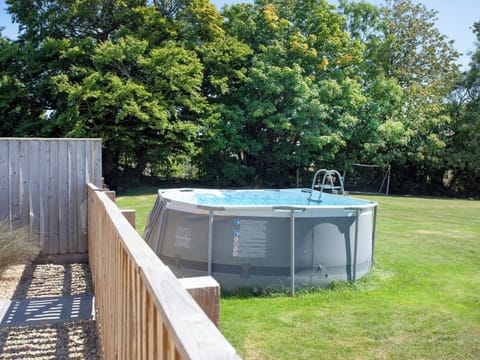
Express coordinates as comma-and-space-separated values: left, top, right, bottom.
353, 209, 360, 282
208, 209, 214, 275
371, 205, 377, 265
386, 165, 391, 196
290, 210, 295, 296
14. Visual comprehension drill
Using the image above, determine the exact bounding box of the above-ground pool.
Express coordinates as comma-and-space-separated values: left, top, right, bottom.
144, 188, 377, 292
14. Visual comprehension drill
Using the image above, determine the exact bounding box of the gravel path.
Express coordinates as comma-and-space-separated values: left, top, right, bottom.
0, 263, 99, 359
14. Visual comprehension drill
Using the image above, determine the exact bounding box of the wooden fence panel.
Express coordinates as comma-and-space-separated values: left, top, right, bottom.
0, 138, 102, 259
87, 183, 240, 360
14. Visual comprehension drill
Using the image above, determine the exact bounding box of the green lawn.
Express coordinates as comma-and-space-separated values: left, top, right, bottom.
116, 186, 159, 234
117, 189, 480, 359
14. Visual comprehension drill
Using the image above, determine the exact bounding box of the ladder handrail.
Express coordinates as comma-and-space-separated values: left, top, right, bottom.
308, 169, 345, 201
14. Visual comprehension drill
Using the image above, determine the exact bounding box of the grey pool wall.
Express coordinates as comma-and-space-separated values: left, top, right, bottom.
144, 189, 377, 292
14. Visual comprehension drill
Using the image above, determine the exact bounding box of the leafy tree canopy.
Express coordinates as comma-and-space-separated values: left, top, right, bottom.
0, 0, 476, 195
2, 0, 250, 186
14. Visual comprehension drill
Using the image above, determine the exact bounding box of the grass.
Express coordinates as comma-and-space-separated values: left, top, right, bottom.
116, 186, 159, 234
116, 188, 480, 359
221, 195, 480, 359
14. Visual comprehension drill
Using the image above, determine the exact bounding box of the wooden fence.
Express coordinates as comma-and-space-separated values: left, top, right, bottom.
87, 183, 240, 359
0, 138, 102, 261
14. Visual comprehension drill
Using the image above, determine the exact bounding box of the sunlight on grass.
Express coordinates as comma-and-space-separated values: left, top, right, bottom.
116, 186, 158, 234
220, 195, 480, 359
115, 189, 480, 359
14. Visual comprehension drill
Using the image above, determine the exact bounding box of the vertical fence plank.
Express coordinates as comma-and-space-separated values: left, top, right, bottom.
67, 139, 78, 254
0, 141, 9, 221
76, 140, 87, 253
39, 140, 49, 249
93, 140, 102, 187
8, 140, 20, 225
142, 285, 149, 360
57, 140, 69, 255
48, 140, 60, 255
28, 140, 40, 246
117, 238, 124, 360
18, 140, 29, 227
85, 140, 92, 182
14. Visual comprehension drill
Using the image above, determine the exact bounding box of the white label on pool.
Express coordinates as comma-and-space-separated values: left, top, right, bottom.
236, 220, 268, 258
174, 226, 192, 248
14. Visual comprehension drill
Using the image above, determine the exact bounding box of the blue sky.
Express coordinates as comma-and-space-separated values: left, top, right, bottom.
1, 0, 478, 68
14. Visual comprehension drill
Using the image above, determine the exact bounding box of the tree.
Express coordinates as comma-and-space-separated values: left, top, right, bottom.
56, 37, 207, 181
6, 0, 135, 42
3, 0, 250, 187
339, 0, 460, 193
201, 0, 367, 186
0, 37, 52, 136
444, 21, 480, 196
2, 0, 468, 194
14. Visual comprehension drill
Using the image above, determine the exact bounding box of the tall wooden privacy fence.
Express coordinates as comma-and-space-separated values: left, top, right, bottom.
87, 183, 240, 359
0, 138, 102, 260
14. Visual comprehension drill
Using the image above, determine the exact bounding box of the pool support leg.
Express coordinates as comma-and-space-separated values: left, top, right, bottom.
371, 205, 377, 265
208, 210, 214, 275
290, 210, 295, 296
353, 208, 360, 282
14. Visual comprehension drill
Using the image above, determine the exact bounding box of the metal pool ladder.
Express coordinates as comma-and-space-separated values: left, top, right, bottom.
308, 169, 345, 201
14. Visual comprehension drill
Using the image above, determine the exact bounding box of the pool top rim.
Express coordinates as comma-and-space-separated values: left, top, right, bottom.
157, 188, 377, 211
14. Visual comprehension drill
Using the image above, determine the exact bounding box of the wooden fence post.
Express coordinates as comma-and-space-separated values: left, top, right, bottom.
104, 191, 116, 202
121, 209, 136, 229
179, 276, 220, 327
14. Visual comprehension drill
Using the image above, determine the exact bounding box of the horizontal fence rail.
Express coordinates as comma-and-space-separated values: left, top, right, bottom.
0, 138, 102, 260
87, 183, 240, 360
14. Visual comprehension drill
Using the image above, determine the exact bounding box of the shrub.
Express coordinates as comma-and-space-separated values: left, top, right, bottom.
0, 219, 41, 272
